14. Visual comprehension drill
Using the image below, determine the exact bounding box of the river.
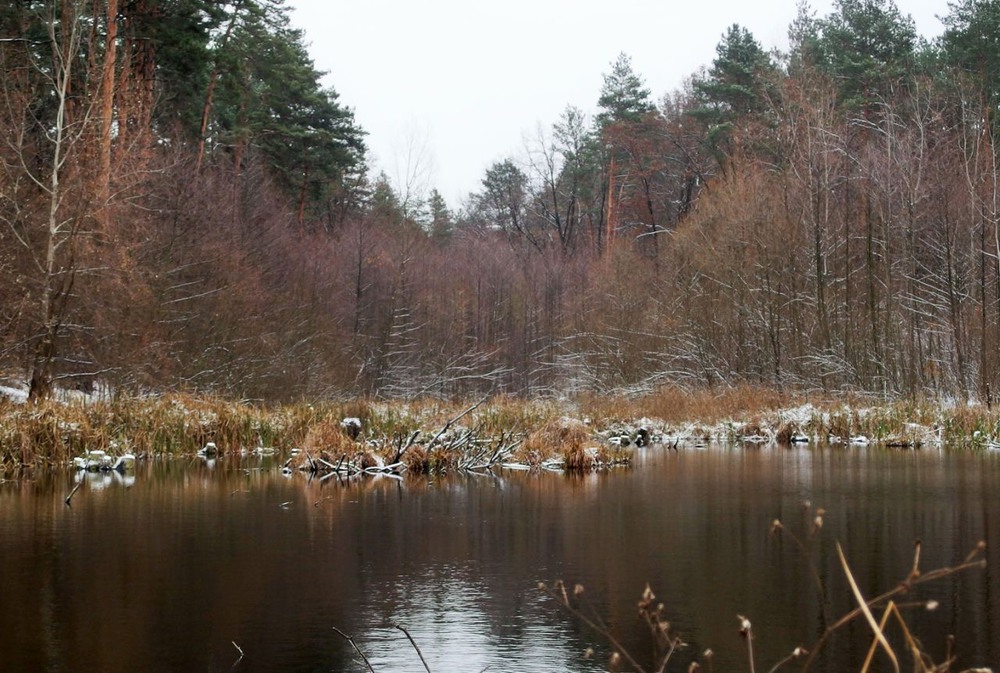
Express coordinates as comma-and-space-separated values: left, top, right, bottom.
1, 445, 998, 672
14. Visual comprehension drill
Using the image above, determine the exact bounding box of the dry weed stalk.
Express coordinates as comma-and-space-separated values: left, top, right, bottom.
538, 580, 684, 673
330, 623, 446, 673
798, 540, 988, 673
770, 501, 831, 624
543, 525, 988, 673
331, 626, 376, 673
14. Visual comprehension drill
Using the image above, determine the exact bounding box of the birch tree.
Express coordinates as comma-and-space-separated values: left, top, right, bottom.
0, 1, 98, 400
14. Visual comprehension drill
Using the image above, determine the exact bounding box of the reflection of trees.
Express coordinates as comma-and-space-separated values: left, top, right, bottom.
0, 453, 997, 671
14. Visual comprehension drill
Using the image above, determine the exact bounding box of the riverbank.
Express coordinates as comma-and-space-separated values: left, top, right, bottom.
2, 385, 999, 474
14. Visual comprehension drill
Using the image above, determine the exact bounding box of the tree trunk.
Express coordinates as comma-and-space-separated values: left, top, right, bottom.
28, 3, 82, 402
195, 0, 244, 172
96, 0, 118, 227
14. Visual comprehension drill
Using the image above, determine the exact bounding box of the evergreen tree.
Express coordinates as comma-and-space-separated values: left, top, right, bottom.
208, 0, 365, 221
553, 105, 603, 248
480, 159, 532, 244
695, 24, 776, 118
596, 52, 656, 128
369, 172, 406, 225
127, 0, 224, 137
690, 24, 778, 160
815, 0, 917, 108
941, 0, 1000, 110
427, 189, 453, 242
787, 0, 823, 75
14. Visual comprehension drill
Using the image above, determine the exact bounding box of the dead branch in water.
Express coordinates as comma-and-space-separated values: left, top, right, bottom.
64, 480, 82, 505
391, 430, 421, 464
231, 640, 244, 668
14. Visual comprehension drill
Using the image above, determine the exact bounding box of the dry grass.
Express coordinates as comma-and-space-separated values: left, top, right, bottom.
301, 416, 359, 455
579, 384, 794, 427
0, 394, 572, 474
522, 419, 588, 456
474, 396, 562, 436
6, 388, 1000, 474
0, 394, 297, 470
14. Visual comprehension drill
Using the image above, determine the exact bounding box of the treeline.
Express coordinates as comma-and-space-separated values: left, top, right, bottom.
3, 0, 1000, 402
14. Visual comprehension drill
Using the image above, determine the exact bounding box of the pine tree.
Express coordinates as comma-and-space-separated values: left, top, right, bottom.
694, 24, 776, 119
941, 0, 1000, 110
206, 0, 365, 223
815, 0, 917, 108
787, 0, 823, 75
596, 52, 656, 128
427, 189, 453, 242
690, 23, 778, 162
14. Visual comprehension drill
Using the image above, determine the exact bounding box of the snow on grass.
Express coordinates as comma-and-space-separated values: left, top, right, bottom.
0, 384, 28, 404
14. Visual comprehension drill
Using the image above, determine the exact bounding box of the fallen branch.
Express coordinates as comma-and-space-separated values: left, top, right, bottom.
392, 430, 421, 464
426, 397, 488, 448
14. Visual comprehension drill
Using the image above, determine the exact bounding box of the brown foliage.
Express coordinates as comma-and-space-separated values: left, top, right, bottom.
302, 418, 357, 455
4, 5, 1000, 404
580, 385, 792, 426
523, 419, 589, 455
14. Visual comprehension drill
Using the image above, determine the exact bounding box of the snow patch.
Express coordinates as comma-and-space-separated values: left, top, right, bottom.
0, 385, 28, 404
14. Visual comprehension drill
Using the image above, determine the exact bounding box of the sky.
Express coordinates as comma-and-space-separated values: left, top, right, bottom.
288, 0, 949, 208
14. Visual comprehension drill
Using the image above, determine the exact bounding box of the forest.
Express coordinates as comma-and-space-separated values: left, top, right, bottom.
3, 0, 1000, 403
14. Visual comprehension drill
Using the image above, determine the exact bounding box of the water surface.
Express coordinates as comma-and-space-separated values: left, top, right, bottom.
1, 446, 998, 672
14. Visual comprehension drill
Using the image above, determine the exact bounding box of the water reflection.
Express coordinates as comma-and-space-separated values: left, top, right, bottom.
1, 446, 998, 672
360, 568, 599, 673
73, 469, 136, 489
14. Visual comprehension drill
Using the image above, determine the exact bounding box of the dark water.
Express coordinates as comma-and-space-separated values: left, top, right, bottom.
1, 446, 999, 672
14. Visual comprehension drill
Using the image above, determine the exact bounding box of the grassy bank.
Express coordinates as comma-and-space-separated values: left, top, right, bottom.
2, 386, 1000, 475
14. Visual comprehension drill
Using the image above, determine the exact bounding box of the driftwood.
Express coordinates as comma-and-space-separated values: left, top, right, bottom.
426, 396, 488, 449
390, 430, 421, 464
295, 397, 523, 477
393, 623, 432, 673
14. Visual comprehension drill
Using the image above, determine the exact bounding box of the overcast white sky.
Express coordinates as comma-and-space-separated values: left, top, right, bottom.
288, 0, 947, 207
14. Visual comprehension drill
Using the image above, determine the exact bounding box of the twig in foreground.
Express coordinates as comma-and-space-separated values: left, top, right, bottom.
231, 640, 244, 669
837, 542, 899, 673
393, 623, 432, 673
539, 581, 649, 673
332, 626, 376, 673
738, 616, 756, 673
800, 540, 987, 672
